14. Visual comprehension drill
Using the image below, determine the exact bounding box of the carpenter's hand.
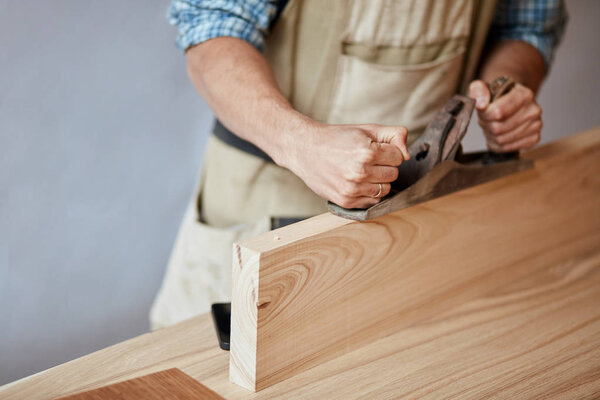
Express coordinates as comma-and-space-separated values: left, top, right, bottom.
469, 80, 542, 152
285, 123, 410, 209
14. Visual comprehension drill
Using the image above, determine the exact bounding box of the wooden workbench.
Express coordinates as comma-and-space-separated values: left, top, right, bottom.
2, 127, 600, 399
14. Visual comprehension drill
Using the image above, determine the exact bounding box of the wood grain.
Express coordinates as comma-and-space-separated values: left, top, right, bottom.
230, 127, 600, 391
1, 235, 600, 399
56, 369, 224, 400
1, 128, 599, 400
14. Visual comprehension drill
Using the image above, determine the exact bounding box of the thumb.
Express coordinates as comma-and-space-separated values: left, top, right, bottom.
469, 80, 491, 110
373, 125, 410, 160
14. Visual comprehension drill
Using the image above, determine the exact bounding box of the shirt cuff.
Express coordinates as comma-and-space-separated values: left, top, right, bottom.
489, 31, 556, 69
172, 9, 268, 51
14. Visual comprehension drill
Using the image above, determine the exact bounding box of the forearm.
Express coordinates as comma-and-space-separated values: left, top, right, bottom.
478, 41, 546, 94
185, 37, 409, 209
185, 37, 311, 167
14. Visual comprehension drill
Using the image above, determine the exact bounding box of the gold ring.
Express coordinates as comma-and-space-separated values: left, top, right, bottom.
374, 183, 383, 198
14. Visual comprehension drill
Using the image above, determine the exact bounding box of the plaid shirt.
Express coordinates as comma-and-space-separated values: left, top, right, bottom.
168, 0, 567, 68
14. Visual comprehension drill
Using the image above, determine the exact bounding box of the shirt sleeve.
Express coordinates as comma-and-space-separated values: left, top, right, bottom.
167, 0, 280, 52
487, 0, 568, 69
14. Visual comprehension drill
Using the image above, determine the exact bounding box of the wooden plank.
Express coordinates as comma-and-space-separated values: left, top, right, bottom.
56, 369, 224, 400
3, 268, 600, 400
1, 179, 600, 400
229, 128, 600, 391
1, 128, 599, 400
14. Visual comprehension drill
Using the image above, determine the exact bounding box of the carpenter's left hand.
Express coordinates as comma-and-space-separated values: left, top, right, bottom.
469, 80, 542, 152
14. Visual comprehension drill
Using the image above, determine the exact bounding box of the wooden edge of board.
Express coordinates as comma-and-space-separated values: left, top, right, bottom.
229, 243, 260, 391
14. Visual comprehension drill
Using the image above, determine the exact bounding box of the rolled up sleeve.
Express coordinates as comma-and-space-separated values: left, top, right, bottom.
488, 0, 568, 70
168, 0, 279, 52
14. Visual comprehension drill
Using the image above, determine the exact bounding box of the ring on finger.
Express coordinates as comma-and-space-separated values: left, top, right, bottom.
373, 183, 383, 198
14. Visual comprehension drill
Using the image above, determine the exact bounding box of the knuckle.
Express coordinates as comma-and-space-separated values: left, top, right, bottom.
493, 108, 503, 120
338, 198, 354, 209
334, 192, 355, 209
347, 128, 366, 141
522, 89, 534, 103
349, 167, 368, 182
486, 133, 500, 145
523, 137, 538, 150
358, 148, 376, 164
369, 185, 379, 197
358, 124, 377, 133
489, 122, 503, 135
339, 187, 352, 198
340, 182, 359, 197
488, 144, 501, 153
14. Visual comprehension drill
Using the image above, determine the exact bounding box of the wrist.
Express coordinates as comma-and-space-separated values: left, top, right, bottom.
270, 112, 322, 171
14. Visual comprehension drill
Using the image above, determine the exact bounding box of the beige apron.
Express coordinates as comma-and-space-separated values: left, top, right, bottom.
150, 0, 497, 330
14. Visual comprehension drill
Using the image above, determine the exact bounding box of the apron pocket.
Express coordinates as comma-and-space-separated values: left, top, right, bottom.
327, 47, 466, 136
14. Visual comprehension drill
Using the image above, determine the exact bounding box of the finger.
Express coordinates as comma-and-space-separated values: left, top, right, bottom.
498, 131, 541, 152
485, 139, 503, 153
478, 102, 541, 136
368, 142, 405, 167
387, 127, 411, 160
340, 182, 391, 200
368, 126, 410, 160
331, 193, 380, 210
468, 80, 491, 110
343, 197, 381, 209
494, 119, 542, 147
367, 182, 391, 198
480, 85, 534, 122
334, 183, 391, 209
484, 119, 541, 152
350, 165, 399, 184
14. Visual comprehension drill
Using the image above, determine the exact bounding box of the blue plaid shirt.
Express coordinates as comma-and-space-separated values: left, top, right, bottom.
168, 0, 566, 68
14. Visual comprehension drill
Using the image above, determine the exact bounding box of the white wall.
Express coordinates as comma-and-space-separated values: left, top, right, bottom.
1, 0, 599, 386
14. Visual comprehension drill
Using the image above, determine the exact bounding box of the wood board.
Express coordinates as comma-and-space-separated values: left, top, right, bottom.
1, 128, 600, 400
230, 128, 600, 391
2, 169, 600, 400
56, 368, 224, 400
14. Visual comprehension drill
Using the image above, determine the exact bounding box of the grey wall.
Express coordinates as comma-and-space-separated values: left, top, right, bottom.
1, 0, 599, 386
0, 0, 212, 384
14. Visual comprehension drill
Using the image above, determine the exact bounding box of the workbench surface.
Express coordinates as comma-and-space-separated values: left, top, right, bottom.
2, 128, 600, 399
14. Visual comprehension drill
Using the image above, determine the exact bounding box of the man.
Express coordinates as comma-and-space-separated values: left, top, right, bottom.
151, 0, 567, 329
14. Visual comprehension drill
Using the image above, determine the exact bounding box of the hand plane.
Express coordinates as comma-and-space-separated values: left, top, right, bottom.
328, 77, 534, 221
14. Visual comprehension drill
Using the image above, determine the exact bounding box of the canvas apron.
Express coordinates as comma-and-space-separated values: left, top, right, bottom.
150, 0, 498, 330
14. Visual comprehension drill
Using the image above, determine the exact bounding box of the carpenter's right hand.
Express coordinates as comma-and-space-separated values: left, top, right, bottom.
282, 122, 410, 209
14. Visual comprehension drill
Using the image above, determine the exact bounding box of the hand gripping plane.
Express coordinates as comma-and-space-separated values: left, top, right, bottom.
328, 77, 534, 221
